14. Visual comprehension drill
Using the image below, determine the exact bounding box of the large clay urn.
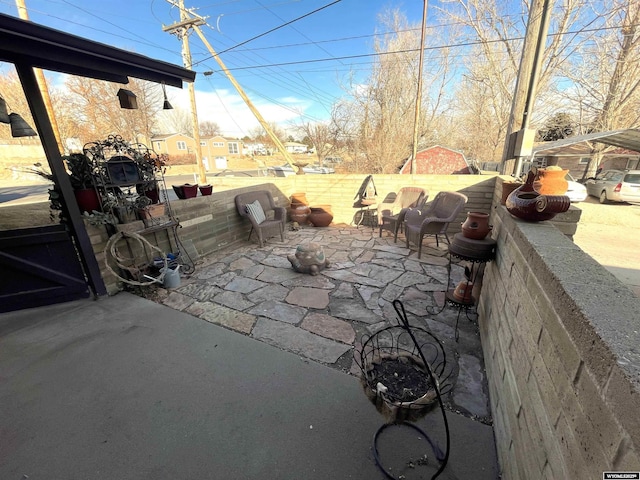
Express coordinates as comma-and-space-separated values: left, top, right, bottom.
289, 192, 311, 224
533, 167, 569, 195
461, 212, 492, 240
308, 205, 333, 227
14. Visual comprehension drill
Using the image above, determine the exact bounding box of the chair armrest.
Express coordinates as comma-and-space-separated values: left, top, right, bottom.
272, 206, 287, 222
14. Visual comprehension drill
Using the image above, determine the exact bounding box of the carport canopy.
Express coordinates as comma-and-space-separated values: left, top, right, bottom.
531, 129, 640, 157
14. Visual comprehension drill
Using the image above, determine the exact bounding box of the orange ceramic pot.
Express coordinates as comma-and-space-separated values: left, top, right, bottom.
533, 168, 569, 195
290, 192, 309, 205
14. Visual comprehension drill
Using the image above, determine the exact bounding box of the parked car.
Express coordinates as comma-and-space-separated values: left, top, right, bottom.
565, 173, 587, 203
585, 169, 640, 204
267, 164, 335, 177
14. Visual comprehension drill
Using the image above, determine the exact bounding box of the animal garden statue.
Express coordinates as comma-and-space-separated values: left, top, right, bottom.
287, 243, 330, 275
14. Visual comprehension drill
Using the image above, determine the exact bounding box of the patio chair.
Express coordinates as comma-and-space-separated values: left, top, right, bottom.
404, 191, 468, 258
234, 190, 286, 248
378, 187, 428, 242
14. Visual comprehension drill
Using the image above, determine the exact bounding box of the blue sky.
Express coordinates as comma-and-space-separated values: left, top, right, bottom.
0, 0, 429, 137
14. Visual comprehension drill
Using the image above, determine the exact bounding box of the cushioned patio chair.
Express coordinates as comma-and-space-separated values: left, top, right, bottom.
378, 187, 428, 242
235, 190, 286, 248
404, 191, 468, 258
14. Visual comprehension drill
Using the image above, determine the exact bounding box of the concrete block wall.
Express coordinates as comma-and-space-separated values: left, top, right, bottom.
479, 184, 640, 478
208, 173, 497, 231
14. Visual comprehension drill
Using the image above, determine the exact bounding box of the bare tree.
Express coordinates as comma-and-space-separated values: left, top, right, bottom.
156, 107, 192, 136
295, 121, 334, 164
332, 9, 458, 173
199, 120, 221, 137
441, 0, 590, 162
560, 0, 640, 176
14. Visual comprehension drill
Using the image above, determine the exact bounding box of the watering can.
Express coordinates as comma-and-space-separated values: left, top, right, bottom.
162, 265, 181, 288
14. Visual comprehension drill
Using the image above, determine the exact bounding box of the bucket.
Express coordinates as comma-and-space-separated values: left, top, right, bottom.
162, 265, 181, 288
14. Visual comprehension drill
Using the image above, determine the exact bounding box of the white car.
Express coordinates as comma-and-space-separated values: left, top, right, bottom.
565, 173, 587, 203
267, 164, 335, 177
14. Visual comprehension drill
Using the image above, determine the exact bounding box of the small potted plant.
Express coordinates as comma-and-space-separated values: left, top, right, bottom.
63, 153, 101, 213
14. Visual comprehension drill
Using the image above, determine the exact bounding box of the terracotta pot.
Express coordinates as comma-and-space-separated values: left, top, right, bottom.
308, 205, 333, 227
506, 171, 571, 222
74, 188, 101, 213
290, 192, 309, 205
461, 212, 492, 240
452, 280, 474, 303
533, 168, 569, 195
289, 202, 311, 223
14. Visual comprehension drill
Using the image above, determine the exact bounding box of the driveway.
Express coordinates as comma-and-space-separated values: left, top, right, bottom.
572, 197, 640, 297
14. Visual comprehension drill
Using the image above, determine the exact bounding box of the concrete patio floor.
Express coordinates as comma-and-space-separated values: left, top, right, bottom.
0, 224, 499, 479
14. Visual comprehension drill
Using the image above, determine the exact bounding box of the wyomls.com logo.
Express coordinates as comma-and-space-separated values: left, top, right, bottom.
603, 473, 640, 479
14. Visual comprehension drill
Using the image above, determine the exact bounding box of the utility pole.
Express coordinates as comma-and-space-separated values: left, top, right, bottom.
164, 0, 296, 171
163, 0, 207, 183
500, 0, 552, 176
15, 0, 64, 153
191, 26, 296, 169
411, 0, 428, 175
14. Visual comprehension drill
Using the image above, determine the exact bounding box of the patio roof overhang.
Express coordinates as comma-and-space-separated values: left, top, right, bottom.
531, 129, 640, 157
0, 13, 195, 86
0, 13, 195, 299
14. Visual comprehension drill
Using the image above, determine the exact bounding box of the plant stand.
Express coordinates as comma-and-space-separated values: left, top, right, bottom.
354, 300, 452, 480
428, 233, 496, 341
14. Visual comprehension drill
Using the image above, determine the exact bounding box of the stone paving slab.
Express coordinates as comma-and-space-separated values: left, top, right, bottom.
252, 318, 352, 363
144, 225, 492, 429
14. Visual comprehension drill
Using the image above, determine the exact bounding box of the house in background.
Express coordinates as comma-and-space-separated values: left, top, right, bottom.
531, 144, 640, 179
284, 141, 308, 154
200, 135, 244, 160
399, 145, 473, 174
151, 133, 195, 157
530, 129, 640, 180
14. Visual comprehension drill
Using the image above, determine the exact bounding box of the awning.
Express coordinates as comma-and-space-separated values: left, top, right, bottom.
531, 129, 640, 157
0, 13, 195, 87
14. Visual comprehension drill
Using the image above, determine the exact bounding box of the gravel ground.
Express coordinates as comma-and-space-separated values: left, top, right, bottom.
572, 196, 640, 296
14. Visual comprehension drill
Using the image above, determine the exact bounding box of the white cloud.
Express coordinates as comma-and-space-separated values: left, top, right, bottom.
165, 86, 309, 137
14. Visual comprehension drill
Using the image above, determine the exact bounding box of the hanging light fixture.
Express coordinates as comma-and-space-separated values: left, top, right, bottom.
9, 113, 37, 137
117, 88, 138, 109
162, 83, 173, 110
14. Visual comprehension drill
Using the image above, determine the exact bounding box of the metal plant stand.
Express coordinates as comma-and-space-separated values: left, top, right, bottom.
428, 233, 496, 341
355, 300, 452, 480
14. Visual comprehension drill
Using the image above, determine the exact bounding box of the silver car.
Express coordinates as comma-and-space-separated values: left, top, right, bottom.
585, 169, 640, 204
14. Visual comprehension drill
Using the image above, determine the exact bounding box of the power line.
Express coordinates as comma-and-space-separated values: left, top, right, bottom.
192, 0, 342, 65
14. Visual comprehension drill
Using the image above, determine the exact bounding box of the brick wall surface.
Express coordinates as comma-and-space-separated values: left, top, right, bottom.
480, 178, 640, 479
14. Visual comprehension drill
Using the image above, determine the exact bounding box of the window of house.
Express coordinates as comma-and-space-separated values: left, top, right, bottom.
213, 142, 224, 147
200, 141, 206, 146
176, 141, 187, 150
579, 157, 590, 165
625, 158, 639, 169
228, 142, 239, 154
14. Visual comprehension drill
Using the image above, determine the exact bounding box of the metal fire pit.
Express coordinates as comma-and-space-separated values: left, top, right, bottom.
354, 300, 452, 480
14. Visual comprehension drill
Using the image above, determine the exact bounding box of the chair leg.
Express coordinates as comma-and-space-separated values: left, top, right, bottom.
247, 226, 254, 242
418, 234, 423, 259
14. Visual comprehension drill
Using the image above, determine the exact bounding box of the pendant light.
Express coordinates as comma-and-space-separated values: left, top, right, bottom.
162, 84, 173, 110
9, 113, 37, 137
0, 96, 10, 123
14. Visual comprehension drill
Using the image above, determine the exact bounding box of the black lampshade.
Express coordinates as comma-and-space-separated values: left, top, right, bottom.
0, 97, 9, 124
9, 113, 37, 137
162, 84, 173, 110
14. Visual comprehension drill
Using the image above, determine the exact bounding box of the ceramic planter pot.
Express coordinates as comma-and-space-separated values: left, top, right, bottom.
461, 212, 492, 240
199, 184, 213, 196
289, 202, 311, 223
172, 184, 198, 199
74, 188, 101, 214
533, 168, 569, 195
308, 205, 333, 227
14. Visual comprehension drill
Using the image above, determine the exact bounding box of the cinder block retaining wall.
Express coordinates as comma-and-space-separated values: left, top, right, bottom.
479, 178, 640, 478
